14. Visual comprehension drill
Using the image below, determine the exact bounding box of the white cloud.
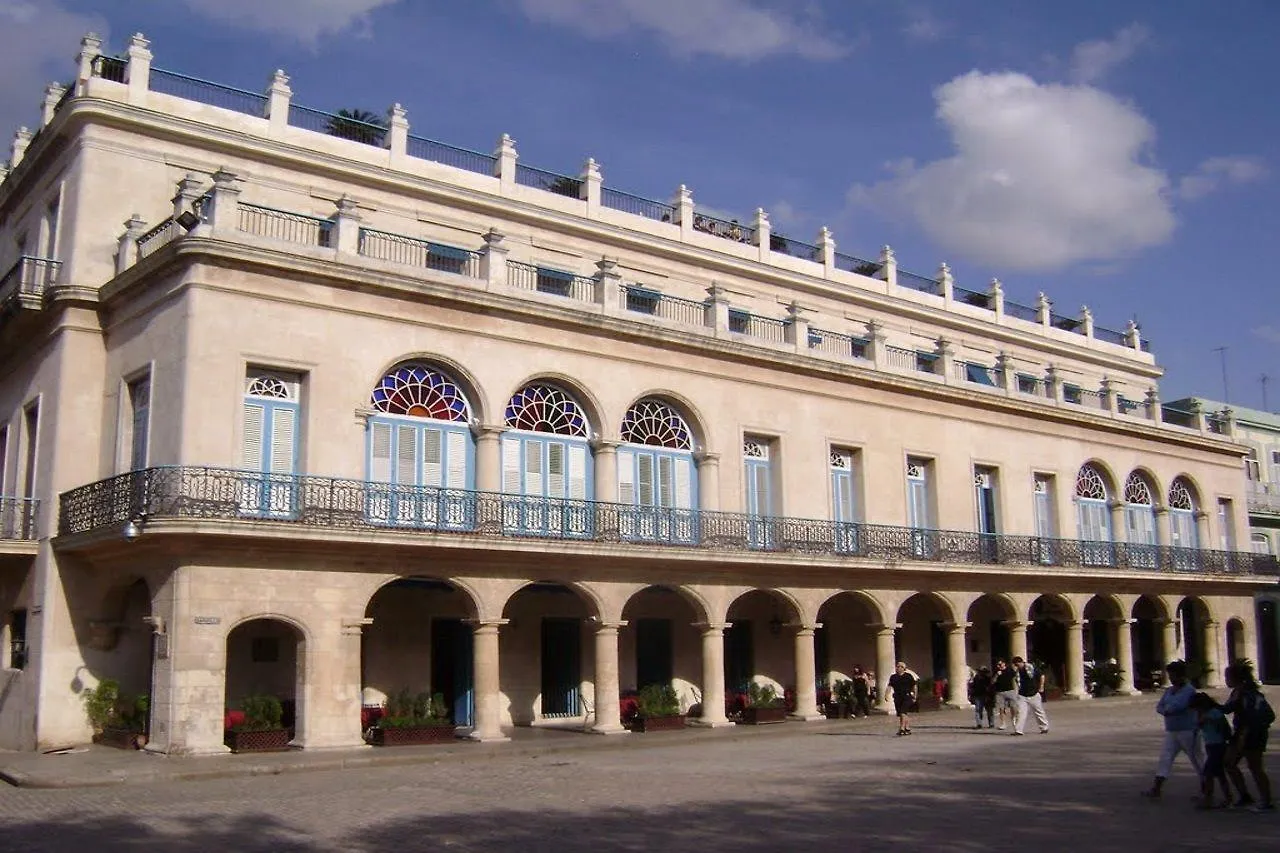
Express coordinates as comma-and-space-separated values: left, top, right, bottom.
850, 71, 1175, 273
0, 0, 105, 143
903, 7, 946, 43
1177, 155, 1268, 200
1253, 325, 1280, 346
180, 0, 399, 44
514, 0, 849, 61
1069, 23, 1149, 83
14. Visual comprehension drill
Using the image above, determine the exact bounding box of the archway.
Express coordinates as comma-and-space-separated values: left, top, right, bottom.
724, 590, 800, 712
500, 582, 597, 725
1259, 598, 1280, 684
1028, 594, 1072, 693
620, 586, 702, 716
362, 577, 478, 728
225, 617, 305, 740
967, 594, 1018, 670
1177, 596, 1213, 686
1132, 595, 1168, 689
896, 593, 952, 701
1083, 595, 1123, 663
1226, 618, 1246, 665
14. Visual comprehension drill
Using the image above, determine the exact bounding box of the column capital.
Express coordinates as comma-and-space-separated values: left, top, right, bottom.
466, 619, 510, 633
1109, 617, 1137, 626
340, 617, 374, 636
589, 435, 621, 453
469, 421, 508, 440
943, 621, 972, 632
591, 620, 627, 632
693, 621, 730, 633
1002, 619, 1032, 630
694, 450, 721, 465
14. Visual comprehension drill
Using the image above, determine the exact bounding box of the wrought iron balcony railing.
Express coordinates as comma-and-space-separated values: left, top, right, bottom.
0, 497, 40, 541
55, 467, 1276, 577
0, 256, 61, 308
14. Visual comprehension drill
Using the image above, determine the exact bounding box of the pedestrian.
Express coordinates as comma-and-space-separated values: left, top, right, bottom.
1141, 660, 1203, 798
850, 665, 872, 718
888, 660, 918, 736
969, 665, 995, 729
1011, 656, 1049, 736
1189, 692, 1232, 810
992, 659, 1018, 730
1220, 660, 1275, 811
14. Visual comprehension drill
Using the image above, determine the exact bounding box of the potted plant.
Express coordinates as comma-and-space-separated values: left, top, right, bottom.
367, 689, 456, 746
225, 694, 292, 753
632, 684, 685, 732
738, 683, 787, 725
1085, 660, 1125, 697
83, 679, 149, 749
829, 679, 854, 718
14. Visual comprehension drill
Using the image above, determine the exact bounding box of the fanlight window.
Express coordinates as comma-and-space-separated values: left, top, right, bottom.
1168, 478, 1196, 511
371, 364, 470, 421
743, 439, 769, 459
1123, 473, 1154, 506
830, 449, 851, 470
505, 384, 588, 436
1075, 465, 1108, 500
245, 373, 296, 400
620, 399, 692, 449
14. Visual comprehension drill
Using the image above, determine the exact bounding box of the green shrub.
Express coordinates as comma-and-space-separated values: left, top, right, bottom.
379, 689, 449, 728
746, 682, 783, 709
832, 679, 855, 705
238, 694, 284, 732
83, 679, 121, 732
636, 684, 680, 717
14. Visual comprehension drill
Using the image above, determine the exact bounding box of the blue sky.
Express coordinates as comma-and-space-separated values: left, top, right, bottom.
3, 0, 1277, 407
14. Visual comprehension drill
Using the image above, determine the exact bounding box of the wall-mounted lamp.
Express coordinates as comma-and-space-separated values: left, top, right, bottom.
175, 210, 200, 231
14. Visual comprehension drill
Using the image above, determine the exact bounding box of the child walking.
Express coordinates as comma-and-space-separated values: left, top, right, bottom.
1191, 692, 1232, 809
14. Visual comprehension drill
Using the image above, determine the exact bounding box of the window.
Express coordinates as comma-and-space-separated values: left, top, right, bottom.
125, 375, 151, 471
617, 399, 697, 543
43, 198, 60, 259
1033, 474, 1056, 563
624, 286, 660, 315
0, 424, 8, 495
1123, 472, 1157, 568
8, 609, 26, 670
241, 371, 301, 517
850, 337, 869, 360
22, 403, 38, 501
367, 364, 474, 529
743, 437, 774, 548
534, 267, 574, 297
1245, 449, 1261, 481
1218, 499, 1236, 551
830, 449, 859, 553
1063, 384, 1083, 404
1075, 464, 1114, 566
1017, 374, 1041, 396
1167, 477, 1200, 555
501, 384, 592, 537
915, 352, 938, 373
906, 457, 934, 557
1271, 450, 1280, 485
425, 242, 471, 275
974, 467, 998, 562
1253, 533, 1273, 556
966, 363, 997, 387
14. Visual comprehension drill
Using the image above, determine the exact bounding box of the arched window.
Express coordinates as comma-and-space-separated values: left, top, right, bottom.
1076, 464, 1114, 566
617, 399, 697, 543
366, 364, 474, 528
1123, 472, 1157, 567
241, 369, 300, 517
1168, 477, 1200, 554
501, 384, 593, 536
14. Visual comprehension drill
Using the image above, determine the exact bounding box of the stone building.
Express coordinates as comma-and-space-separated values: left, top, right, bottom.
0, 33, 1273, 753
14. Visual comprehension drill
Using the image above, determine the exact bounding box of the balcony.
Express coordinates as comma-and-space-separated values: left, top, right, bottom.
0, 497, 39, 542
1248, 483, 1280, 517
56, 467, 1275, 578
0, 256, 60, 313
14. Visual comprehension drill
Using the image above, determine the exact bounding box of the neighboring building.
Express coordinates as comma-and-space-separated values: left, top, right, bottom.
1165, 397, 1280, 682
0, 33, 1274, 753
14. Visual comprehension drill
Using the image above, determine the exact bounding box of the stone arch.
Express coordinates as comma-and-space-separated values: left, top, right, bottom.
361, 574, 482, 621
224, 615, 308, 744
619, 390, 710, 452
503, 373, 605, 438
1131, 595, 1168, 689
1226, 617, 1247, 664
816, 591, 886, 694
621, 583, 711, 626
817, 589, 889, 627
367, 355, 487, 424
1167, 474, 1203, 509
894, 593, 956, 688
1177, 596, 1215, 684
1076, 459, 1119, 499
1027, 593, 1075, 691
499, 581, 602, 725
1123, 467, 1164, 505
620, 585, 704, 710
723, 589, 802, 700
1083, 594, 1125, 664
967, 593, 1019, 670
894, 591, 960, 625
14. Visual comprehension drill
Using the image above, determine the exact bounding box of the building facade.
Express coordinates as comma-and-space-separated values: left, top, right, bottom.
0, 33, 1274, 753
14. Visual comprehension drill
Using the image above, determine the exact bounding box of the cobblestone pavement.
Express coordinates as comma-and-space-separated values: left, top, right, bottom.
0, 699, 1274, 852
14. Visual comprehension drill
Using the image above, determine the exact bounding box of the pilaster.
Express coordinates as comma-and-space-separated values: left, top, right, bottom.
171, 173, 205, 221
704, 284, 730, 335
331, 195, 362, 255
115, 214, 147, 274
784, 301, 810, 352
205, 167, 242, 235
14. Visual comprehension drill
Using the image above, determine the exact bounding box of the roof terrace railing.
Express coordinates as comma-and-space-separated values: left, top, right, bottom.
239, 202, 332, 248
771, 235, 820, 262
514, 164, 582, 198
897, 269, 942, 296
288, 104, 386, 147
150, 68, 269, 117
834, 252, 882, 278
600, 188, 675, 223
694, 213, 754, 244
405, 134, 497, 176
1004, 299, 1039, 323
620, 284, 706, 326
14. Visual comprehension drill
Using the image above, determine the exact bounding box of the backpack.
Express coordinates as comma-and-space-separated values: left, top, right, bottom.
1243, 691, 1276, 731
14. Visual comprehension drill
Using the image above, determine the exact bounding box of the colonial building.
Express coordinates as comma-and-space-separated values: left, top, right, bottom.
0, 33, 1273, 753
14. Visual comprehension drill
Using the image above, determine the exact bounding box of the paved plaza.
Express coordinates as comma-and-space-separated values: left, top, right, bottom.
0, 698, 1274, 852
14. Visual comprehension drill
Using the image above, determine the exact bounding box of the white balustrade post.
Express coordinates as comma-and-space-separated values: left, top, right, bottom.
817, 226, 835, 277
206, 167, 242, 234
673, 184, 694, 240
493, 133, 517, 191
264, 70, 291, 137
938, 262, 954, 305
10, 128, 33, 168
1145, 386, 1163, 424
988, 277, 1005, 320
76, 32, 103, 91
1126, 320, 1143, 352
594, 256, 621, 312
385, 103, 408, 165
704, 284, 730, 335
332, 195, 361, 255
124, 33, 152, 104
1081, 305, 1094, 339
171, 173, 204, 221
1037, 292, 1052, 328
479, 227, 508, 289
877, 245, 898, 288
785, 301, 810, 352
41, 84, 68, 126
580, 158, 602, 217
753, 208, 770, 262
116, 214, 147, 274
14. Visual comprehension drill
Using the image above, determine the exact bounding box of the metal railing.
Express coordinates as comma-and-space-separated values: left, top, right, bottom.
1016, 374, 1045, 396
0, 256, 61, 305
1094, 325, 1129, 347
406, 134, 497, 176
1063, 387, 1106, 411
954, 287, 990, 309
728, 310, 787, 344
884, 345, 920, 372
1004, 300, 1039, 323
1248, 483, 1280, 515
150, 68, 268, 117
1051, 313, 1083, 333
694, 213, 754, 244
1, 498, 39, 540
835, 252, 882, 277
897, 269, 941, 296
91, 55, 126, 82
507, 261, 594, 302
136, 217, 182, 259
620, 285, 705, 326
288, 104, 386, 146
358, 228, 480, 277
515, 165, 582, 198
808, 328, 869, 361
601, 189, 675, 223
1162, 406, 1197, 430
239, 203, 332, 248
953, 361, 998, 387
771, 235, 820, 262
55, 467, 1277, 577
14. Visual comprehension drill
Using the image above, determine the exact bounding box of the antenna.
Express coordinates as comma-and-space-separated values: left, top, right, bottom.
1212, 346, 1229, 405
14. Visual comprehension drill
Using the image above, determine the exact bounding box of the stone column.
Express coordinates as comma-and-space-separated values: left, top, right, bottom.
124, 33, 152, 104
1159, 618, 1178, 667
1153, 505, 1170, 550
592, 439, 618, 503
296, 618, 369, 749
946, 622, 970, 706
695, 451, 720, 511
691, 623, 732, 727
790, 626, 823, 721
264, 70, 291, 136
874, 625, 896, 712
591, 622, 627, 734
1203, 621, 1223, 688
580, 158, 602, 216
493, 133, 517, 191
1065, 620, 1088, 699
116, 214, 147, 274
471, 425, 505, 493
467, 620, 510, 742
1007, 620, 1030, 662
1113, 618, 1140, 695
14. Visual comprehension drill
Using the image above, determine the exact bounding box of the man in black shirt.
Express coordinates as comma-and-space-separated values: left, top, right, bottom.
1012, 656, 1050, 735
888, 660, 918, 736
992, 659, 1019, 730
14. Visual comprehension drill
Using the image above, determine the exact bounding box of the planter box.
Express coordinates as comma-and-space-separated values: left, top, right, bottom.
95, 727, 145, 750
738, 707, 787, 725
632, 714, 686, 733
915, 696, 943, 713
224, 728, 292, 753
824, 705, 851, 719
367, 724, 457, 746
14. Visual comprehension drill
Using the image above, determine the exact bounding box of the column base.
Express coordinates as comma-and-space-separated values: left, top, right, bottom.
1062, 691, 1092, 701
145, 742, 231, 757
1121, 688, 1144, 697
588, 724, 629, 736
689, 717, 735, 728
788, 713, 827, 722
465, 730, 511, 743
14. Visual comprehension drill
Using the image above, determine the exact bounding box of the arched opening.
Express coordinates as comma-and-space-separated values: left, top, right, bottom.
224, 617, 304, 746
617, 397, 699, 543
500, 582, 597, 726
1226, 618, 1246, 665
1123, 472, 1158, 568
724, 589, 800, 714
79, 578, 155, 742
967, 594, 1018, 670
1132, 595, 1168, 689
1076, 463, 1116, 566
816, 591, 882, 714
1259, 598, 1280, 684
501, 383, 595, 536
1083, 595, 1123, 662
1177, 596, 1213, 686
1167, 477, 1201, 561
1028, 594, 1072, 694
895, 593, 951, 704
362, 577, 478, 730
620, 586, 702, 719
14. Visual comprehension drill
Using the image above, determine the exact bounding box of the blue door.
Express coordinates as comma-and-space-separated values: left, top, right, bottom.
240, 397, 298, 518
430, 618, 473, 726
